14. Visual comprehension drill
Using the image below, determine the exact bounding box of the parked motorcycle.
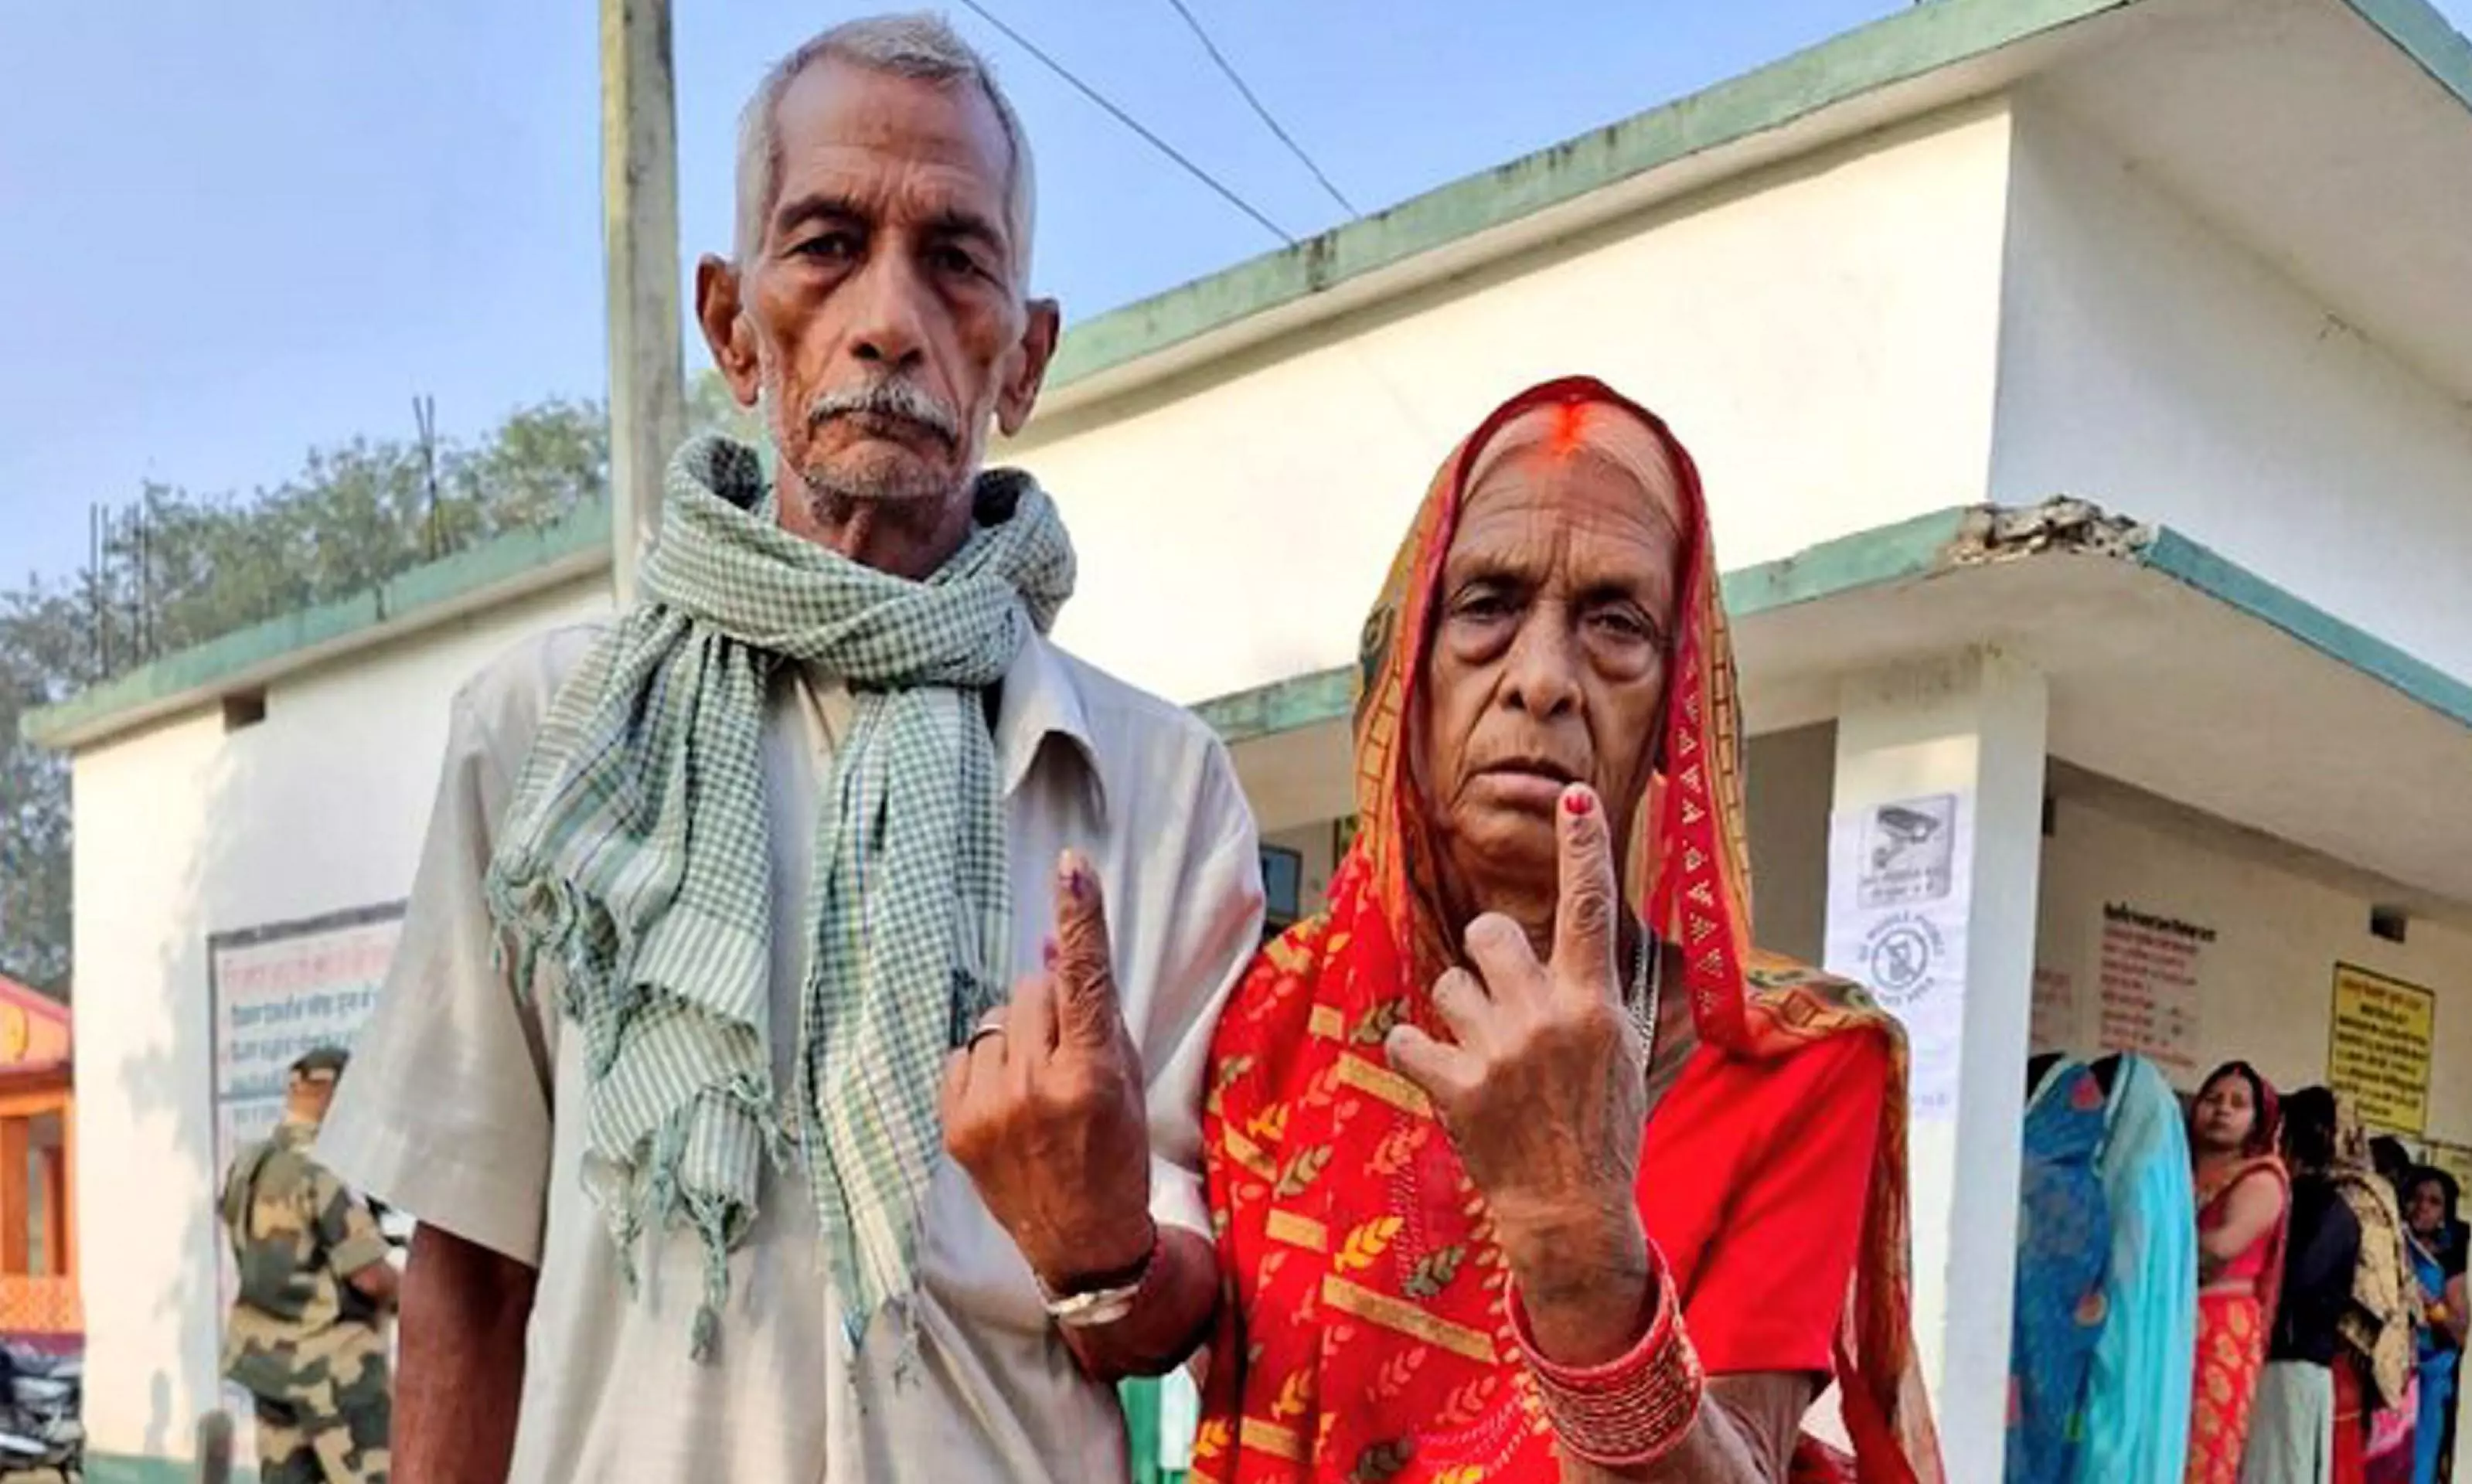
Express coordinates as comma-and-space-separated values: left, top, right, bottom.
0, 1343, 83, 1482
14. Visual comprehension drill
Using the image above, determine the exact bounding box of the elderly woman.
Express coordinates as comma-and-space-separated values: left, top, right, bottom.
1191, 378, 1942, 1482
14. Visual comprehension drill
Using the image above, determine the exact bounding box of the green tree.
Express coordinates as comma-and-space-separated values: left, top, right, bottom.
687, 369, 767, 448
0, 395, 618, 992
453, 396, 612, 535
0, 584, 88, 993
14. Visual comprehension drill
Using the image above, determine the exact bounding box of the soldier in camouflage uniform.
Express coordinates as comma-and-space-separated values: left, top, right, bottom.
218, 1046, 397, 1484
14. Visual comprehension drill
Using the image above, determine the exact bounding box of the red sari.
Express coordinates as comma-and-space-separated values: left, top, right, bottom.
1193, 378, 1943, 1483
2187, 1139, 2290, 1484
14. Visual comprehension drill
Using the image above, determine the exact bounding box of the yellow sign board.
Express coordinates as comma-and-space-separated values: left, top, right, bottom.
2327, 964, 2436, 1135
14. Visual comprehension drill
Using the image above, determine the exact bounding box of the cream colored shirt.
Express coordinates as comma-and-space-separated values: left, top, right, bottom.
320, 622, 1265, 1483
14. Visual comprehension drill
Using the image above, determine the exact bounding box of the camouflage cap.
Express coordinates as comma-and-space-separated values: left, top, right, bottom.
288, 1046, 350, 1082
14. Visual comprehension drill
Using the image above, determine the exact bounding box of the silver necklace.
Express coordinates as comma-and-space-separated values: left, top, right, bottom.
1626, 924, 1663, 1067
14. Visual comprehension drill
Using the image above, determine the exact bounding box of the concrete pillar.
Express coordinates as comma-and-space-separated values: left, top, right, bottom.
1823, 647, 2047, 1482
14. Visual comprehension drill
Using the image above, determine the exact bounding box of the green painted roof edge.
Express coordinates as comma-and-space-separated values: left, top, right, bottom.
1043, 0, 2132, 393
1193, 505, 1979, 744
1716, 506, 1976, 615
1193, 667, 1353, 746
2341, 0, 2472, 113
2137, 527, 2472, 730
21, 498, 611, 750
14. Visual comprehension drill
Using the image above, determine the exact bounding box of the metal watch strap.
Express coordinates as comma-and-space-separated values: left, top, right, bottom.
1038, 1225, 1161, 1329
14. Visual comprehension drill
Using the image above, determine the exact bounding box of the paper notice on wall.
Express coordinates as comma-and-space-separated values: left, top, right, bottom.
1826, 793, 1971, 1122
2327, 964, 2436, 1135
211, 906, 405, 1184
2095, 902, 2212, 1082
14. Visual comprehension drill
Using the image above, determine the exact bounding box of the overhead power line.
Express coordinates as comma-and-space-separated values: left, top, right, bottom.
950, 0, 1298, 247
1158, 0, 1358, 218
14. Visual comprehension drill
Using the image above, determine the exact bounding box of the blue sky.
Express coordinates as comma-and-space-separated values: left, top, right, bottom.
3, 2, 2468, 588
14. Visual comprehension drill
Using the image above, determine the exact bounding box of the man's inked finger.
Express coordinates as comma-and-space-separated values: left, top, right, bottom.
1051, 851, 1122, 1047
1552, 784, 1620, 999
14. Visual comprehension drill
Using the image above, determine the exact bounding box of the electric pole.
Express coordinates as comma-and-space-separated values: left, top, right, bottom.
600, 0, 686, 605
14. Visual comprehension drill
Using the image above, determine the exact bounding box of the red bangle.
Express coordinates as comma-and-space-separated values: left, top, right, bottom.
1510, 1246, 1705, 1468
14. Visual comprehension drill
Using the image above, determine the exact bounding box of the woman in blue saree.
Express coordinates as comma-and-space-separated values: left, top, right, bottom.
2008, 1060, 2113, 1484
2082, 1053, 2201, 1484
2401, 1168, 2465, 1484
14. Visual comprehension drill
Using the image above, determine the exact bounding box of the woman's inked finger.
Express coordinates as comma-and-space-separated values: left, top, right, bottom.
1552, 783, 1621, 1001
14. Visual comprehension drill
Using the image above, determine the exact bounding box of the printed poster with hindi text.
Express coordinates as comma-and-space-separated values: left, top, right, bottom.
2095, 901, 2213, 1083
2327, 963, 2435, 1135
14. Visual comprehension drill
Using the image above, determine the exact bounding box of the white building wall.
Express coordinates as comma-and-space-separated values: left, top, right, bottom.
2034, 791, 2472, 1145
72, 577, 609, 1465
1009, 102, 2017, 707
1992, 106, 2472, 681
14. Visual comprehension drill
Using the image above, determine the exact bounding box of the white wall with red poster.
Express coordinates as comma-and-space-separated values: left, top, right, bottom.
2032, 789, 2472, 1149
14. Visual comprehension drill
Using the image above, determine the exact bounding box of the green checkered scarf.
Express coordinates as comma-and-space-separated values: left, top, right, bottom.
486, 434, 1074, 1360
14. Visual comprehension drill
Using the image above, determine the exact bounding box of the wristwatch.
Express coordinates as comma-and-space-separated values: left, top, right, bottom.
1037, 1226, 1159, 1330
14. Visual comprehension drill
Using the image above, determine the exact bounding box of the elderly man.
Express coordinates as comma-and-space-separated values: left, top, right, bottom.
317, 15, 1264, 1482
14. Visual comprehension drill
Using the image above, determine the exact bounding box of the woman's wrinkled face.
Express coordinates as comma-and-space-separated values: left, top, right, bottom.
2407, 1179, 2448, 1237
2193, 1072, 2258, 1153
1412, 405, 1686, 933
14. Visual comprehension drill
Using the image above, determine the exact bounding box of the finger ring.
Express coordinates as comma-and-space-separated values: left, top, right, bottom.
965, 1023, 1007, 1050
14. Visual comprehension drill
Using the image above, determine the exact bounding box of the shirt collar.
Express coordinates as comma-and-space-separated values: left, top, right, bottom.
993, 630, 1105, 822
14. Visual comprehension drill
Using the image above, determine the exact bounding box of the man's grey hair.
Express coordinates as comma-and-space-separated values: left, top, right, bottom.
733, 13, 1037, 291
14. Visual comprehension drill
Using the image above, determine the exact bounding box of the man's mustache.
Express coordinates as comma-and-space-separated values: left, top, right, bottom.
805, 379, 962, 447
